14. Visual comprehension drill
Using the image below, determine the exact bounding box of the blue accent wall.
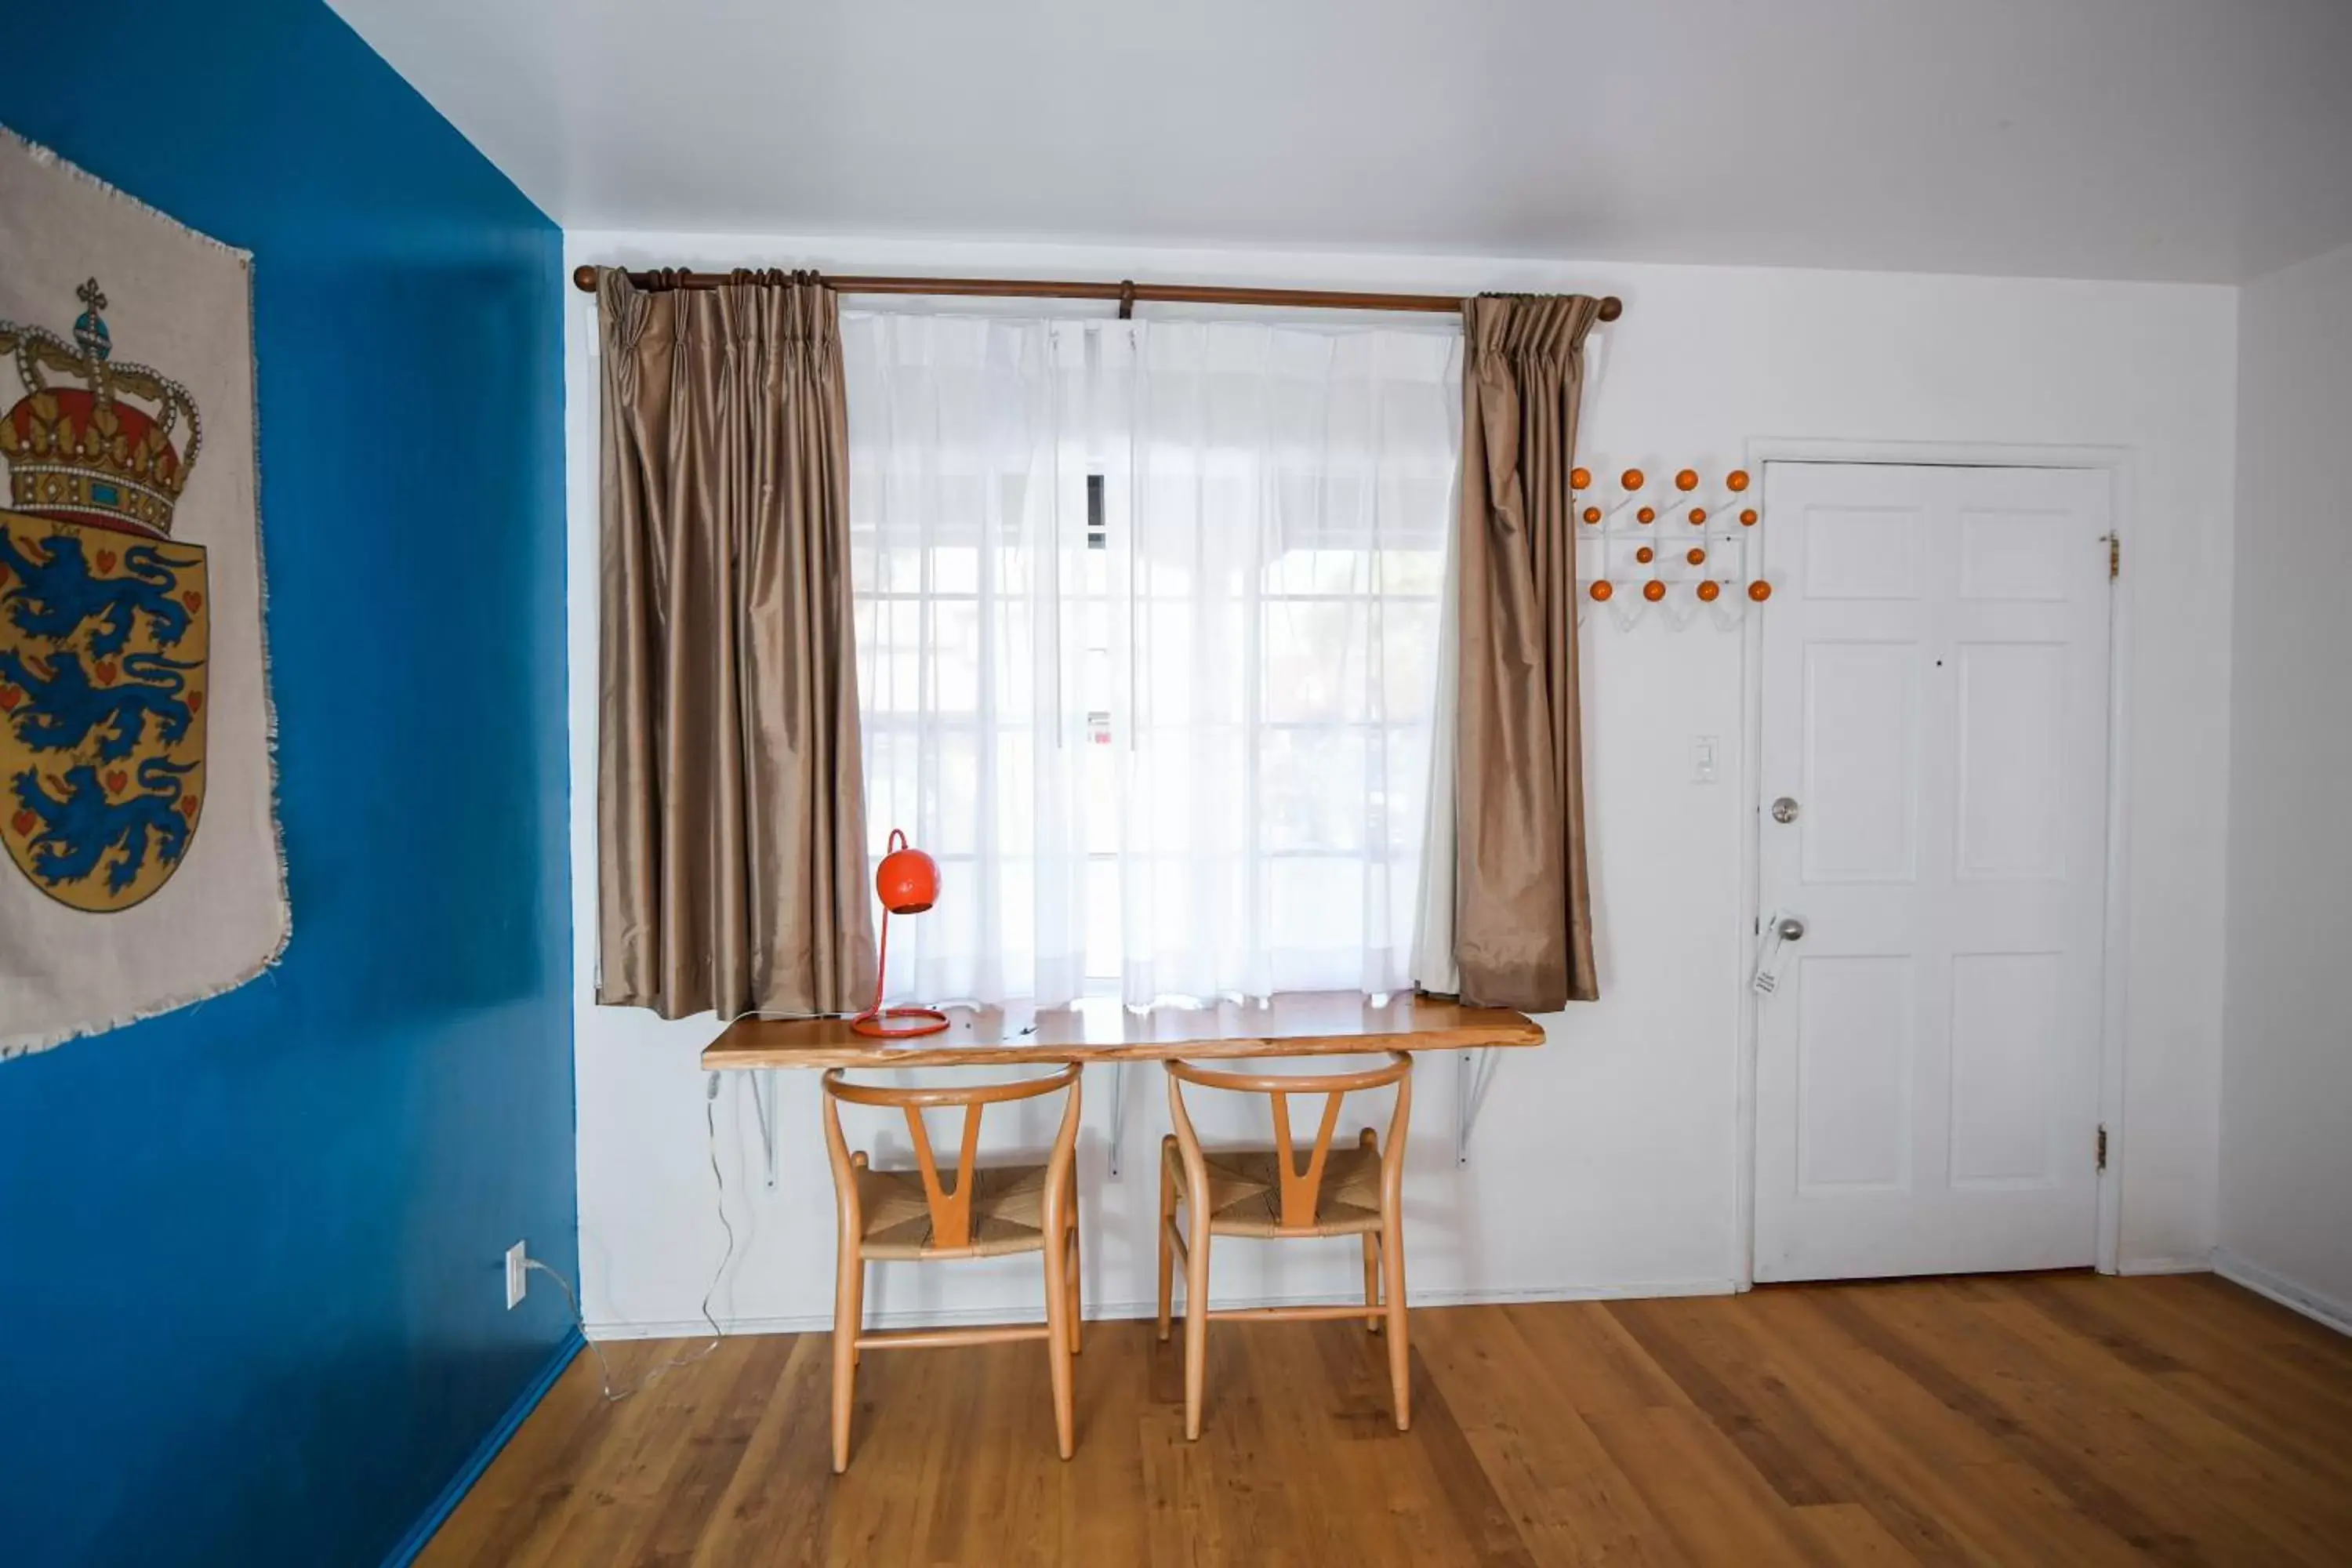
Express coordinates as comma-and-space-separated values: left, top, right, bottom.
0, 4, 575, 1564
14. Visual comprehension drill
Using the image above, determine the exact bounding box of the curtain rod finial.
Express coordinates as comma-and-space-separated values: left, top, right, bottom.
573, 264, 601, 293
1598, 296, 1623, 323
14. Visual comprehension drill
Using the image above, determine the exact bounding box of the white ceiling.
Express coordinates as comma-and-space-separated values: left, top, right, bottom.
329, 0, 2352, 285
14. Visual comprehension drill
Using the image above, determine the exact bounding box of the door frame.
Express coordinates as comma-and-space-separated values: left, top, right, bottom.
1732, 437, 2138, 1289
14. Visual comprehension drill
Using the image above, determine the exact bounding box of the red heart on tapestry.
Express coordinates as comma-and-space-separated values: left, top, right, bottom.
0, 685, 17, 711
179, 795, 200, 820
187, 691, 204, 713
93, 662, 117, 686
9, 809, 33, 837
182, 590, 202, 612
0, 562, 11, 586
95, 550, 117, 574
105, 770, 126, 793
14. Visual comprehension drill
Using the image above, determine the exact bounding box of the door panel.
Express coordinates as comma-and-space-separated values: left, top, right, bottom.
1755, 463, 2111, 1282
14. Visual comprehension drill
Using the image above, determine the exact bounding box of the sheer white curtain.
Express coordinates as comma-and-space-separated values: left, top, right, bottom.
1116, 321, 1463, 1004
842, 312, 1095, 1006
843, 310, 1461, 1010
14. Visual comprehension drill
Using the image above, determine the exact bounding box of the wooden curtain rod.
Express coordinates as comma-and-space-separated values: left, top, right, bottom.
570, 264, 1623, 323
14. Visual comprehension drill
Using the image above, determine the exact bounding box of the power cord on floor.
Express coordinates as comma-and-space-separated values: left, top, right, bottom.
521, 1074, 740, 1403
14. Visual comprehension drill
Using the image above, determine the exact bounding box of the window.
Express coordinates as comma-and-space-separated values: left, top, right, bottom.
844, 310, 1461, 1009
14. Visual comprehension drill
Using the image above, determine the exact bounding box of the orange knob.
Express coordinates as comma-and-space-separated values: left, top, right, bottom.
1688, 507, 1707, 526
1675, 469, 1699, 492
1642, 580, 1667, 602
1589, 579, 1613, 601
1637, 506, 1656, 524
1697, 579, 1721, 602
1688, 547, 1707, 565
1636, 546, 1654, 563
1748, 579, 1773, 602
1582, 506, 1602, 524
1740, 508, 1759, 526
1621, 468, 1645, 490
1726, 470, 1751, 492
1570, 466, 1592, 490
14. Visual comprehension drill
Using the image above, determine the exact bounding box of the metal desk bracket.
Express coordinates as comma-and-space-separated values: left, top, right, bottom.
1455, 1050, 1502, 1167
751, 1069, 780, 1189
1106, 1062, 1130, 1179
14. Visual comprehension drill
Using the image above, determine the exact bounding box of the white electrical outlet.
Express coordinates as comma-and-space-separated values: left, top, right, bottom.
505, 1240, 528, 1310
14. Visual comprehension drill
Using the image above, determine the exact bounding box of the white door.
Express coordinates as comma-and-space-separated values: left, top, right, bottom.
1754, 463, 2112, 1282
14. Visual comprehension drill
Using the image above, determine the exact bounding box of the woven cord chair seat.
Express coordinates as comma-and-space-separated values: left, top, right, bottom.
854, 1162, 1054, 1258
1163, 1142, 1385, 1236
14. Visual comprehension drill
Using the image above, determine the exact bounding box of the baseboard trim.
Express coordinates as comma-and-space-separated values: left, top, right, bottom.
2212, 1248, 2352, 1339
381, 1330, 585, 1567
2115, 1255, 2213, 1277
585, 1279, 1739, 1341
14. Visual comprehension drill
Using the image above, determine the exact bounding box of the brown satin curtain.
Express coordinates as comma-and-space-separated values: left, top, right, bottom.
1454, 293, 1603, 1010
596, 271, 875, 1018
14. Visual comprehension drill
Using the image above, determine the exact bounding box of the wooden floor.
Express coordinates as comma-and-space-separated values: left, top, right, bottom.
422, 1274, 2352, 1566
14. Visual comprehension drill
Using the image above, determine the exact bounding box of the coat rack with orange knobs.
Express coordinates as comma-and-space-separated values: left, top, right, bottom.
1573, 462, 1769, 629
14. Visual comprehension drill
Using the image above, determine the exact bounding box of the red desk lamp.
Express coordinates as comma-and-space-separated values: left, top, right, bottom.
851, 828, 949, 1038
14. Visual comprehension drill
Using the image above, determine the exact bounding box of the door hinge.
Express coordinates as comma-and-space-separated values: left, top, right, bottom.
2095, 1124, 2109, 1172
2107, 534, 2121, 580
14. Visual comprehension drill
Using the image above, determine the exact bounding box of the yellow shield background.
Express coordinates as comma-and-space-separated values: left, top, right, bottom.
0, 509, 208, 911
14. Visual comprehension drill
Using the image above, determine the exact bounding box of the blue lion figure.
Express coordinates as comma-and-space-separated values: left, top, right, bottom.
0, 531, 201, 657
0, 647, 197, 760
11, 756, 194, 895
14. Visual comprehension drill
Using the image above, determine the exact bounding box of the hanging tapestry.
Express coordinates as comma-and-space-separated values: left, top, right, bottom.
0, 127, 286, 1059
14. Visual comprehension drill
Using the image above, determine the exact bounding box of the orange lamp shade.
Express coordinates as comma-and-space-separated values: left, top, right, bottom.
1637, 506, 1657, 524
1589, 579, 1613, 601
1727, 470, 1751, 492
1688, 507, 1708, 526
1675, 469, 1699, 492
1688, 547, 1707, 565
1636, 546, 1654, 563
1582, 505, 1602, 524
1570, 466, 1592, 490
876, 834, 939, 914
1740, 507, 1759, 526
1642, 579, 1666, 602
1697, 579, 1722, 602
1621, 468, 1645, 490
1748, 579, 1773, 601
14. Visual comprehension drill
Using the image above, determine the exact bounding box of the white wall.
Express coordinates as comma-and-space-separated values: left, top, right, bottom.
562, 231, 2238, 1336
2216, 238, 2352, 1327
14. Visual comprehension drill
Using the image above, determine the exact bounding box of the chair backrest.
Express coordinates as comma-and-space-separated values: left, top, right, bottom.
1164, 1053, 1413, 1230
822, 1063, 1082, 1250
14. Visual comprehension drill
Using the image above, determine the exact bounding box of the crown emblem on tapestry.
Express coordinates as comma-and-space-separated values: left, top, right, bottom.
0, 278, 202, 538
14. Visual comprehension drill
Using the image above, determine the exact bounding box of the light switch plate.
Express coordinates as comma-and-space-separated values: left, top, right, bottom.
505, 1240, 528, 1310
1690, 735, 1719, 784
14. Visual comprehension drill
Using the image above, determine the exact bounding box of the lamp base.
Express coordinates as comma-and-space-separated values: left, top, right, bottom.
849, 1006, 950, 1039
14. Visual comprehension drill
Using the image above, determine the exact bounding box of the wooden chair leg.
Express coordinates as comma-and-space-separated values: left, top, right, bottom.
1359, 1130, 1381, 1333
1381, 1212, 1410, 1432
1156, 1138, 1176, 1343
1182, 1210, 1211, 1440
831, 1240, 860, 1474
848, 1152, 869, 1368
1043, 1215, 1076, 1460
1065, 1200, 1083, 1356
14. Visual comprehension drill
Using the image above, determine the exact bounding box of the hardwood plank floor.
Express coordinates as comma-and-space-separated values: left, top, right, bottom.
420, 1275, 2352, 1566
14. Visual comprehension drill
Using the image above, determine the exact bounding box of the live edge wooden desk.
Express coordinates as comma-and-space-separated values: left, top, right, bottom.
699, 990, 1544, 1178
